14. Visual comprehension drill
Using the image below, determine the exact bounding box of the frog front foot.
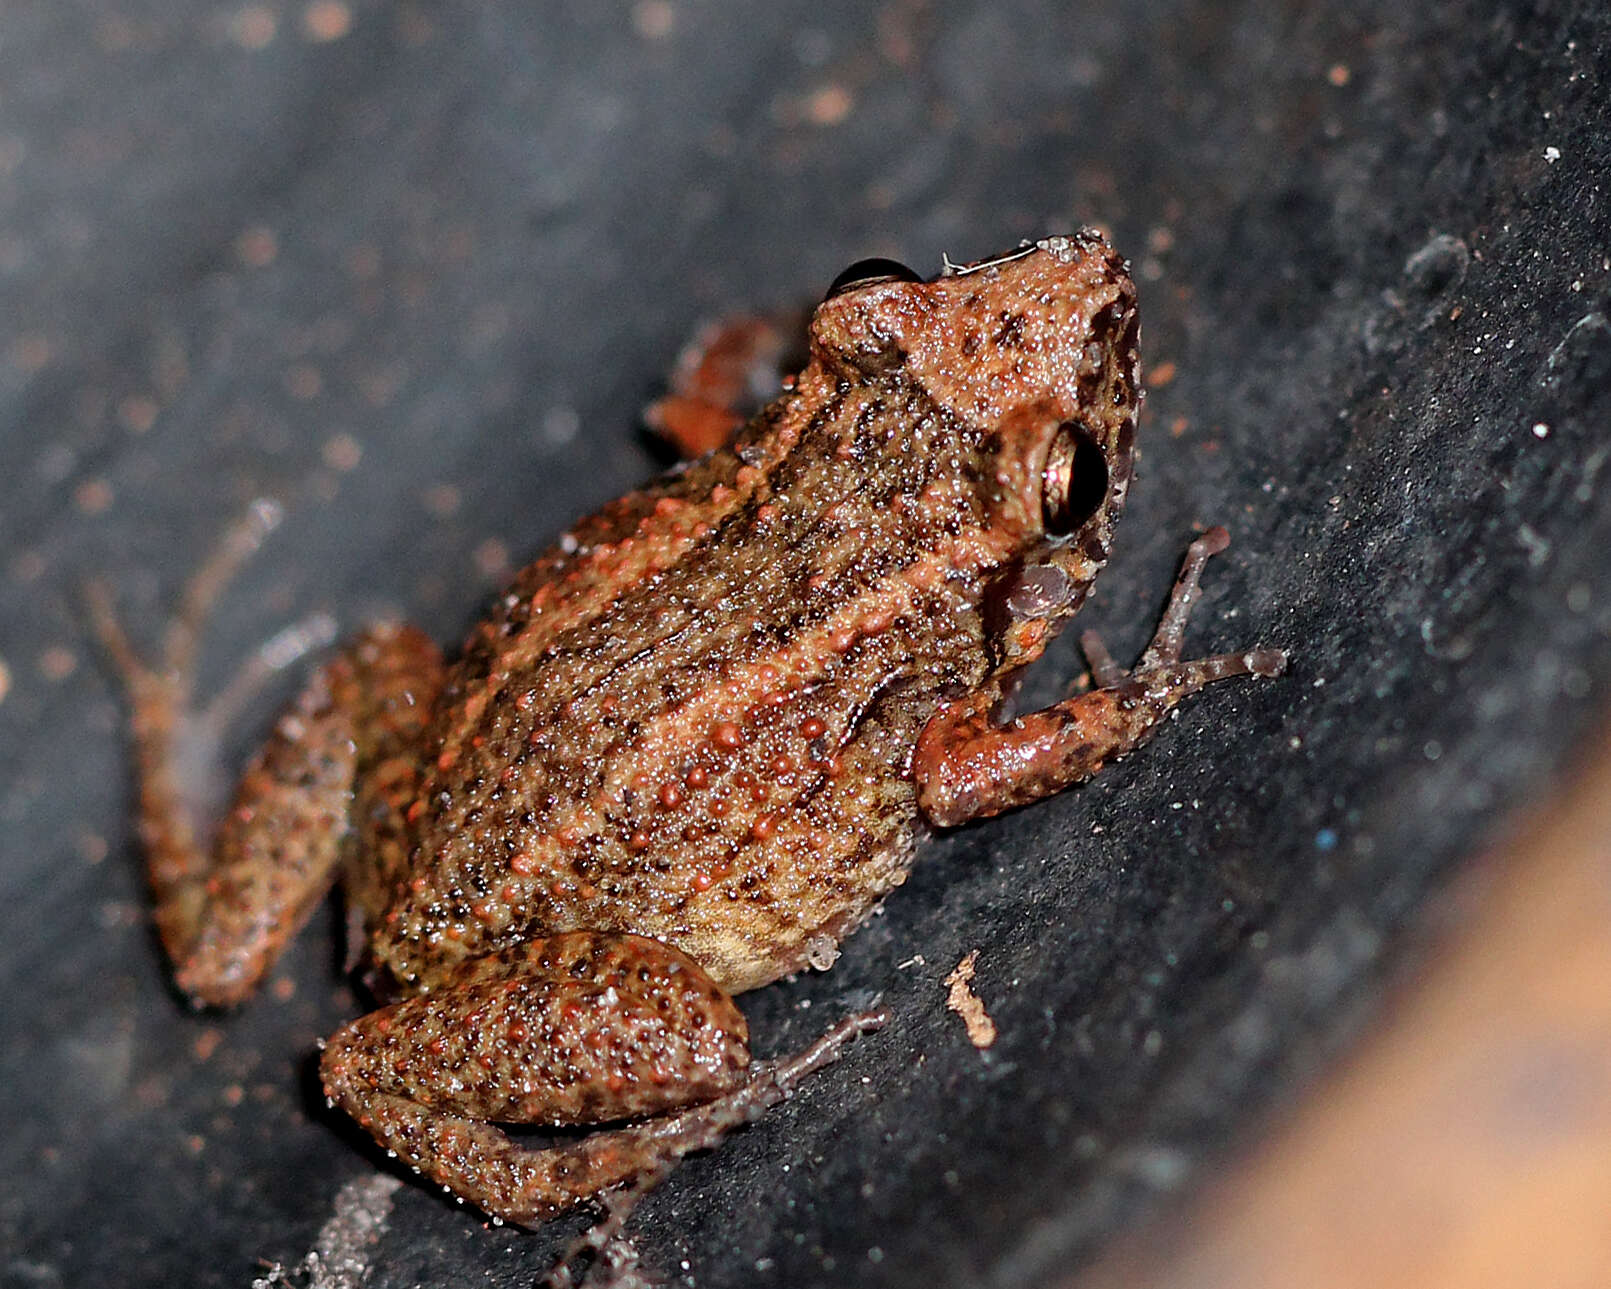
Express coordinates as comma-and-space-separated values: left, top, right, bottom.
914, 526, 1287, 827
319, 930, 886, 1228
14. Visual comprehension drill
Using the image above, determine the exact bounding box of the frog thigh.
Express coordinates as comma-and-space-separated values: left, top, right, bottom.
133, 622, 441, 1007
319, 931, 751, 1223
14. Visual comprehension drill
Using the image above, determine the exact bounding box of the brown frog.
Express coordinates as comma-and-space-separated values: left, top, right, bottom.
95, 231, 1284, 1235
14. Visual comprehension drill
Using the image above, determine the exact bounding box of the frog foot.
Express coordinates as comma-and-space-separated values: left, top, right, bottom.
543, 1007, 889, 1289
915, 526, 1287, 827
1080, 525, 1286, 688
85, 499, 341, 734
87, 499, 438, 1006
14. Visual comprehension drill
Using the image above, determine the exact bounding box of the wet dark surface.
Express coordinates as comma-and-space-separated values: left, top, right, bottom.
2, 2, 1609, 1287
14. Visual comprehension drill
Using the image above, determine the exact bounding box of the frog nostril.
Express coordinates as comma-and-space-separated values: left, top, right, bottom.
823, 257, 924, 301
1042, 422, 1109, 536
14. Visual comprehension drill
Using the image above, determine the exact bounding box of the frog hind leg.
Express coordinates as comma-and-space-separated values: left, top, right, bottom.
319, 930, 884, 1227
914, 527, 1287, 827
88, 506, 444, 1007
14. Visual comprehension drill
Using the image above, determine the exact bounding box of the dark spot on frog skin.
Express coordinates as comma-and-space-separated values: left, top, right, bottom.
993, 311, 1028, 348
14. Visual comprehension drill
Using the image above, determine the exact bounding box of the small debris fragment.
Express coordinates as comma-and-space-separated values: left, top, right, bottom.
192, 1027, 224, 1062
235, 226, 279, 269
945, 949, 998, 1049
74, 828, 108, 864
286, 363, 323, 401
117, 393, 160, 432
321, 432, 362, 472
806, 83, 854, 127
230, 6, 278, 50
421, 483, 461, 518
474, 538, 510, 579
39, 645, 78, 682
632, 0, 674, 40
301, 1, 352, 43
74, 477, 114, 515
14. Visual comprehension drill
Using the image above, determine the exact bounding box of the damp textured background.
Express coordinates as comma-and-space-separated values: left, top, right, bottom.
1, 2, 1608, 1287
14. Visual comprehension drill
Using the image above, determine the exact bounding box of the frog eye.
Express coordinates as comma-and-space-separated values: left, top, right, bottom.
823, 257, 924, 301
1041, 421, 1109, 536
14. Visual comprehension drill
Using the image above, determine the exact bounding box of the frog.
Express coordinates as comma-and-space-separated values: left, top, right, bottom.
93, 230, 1285, 1238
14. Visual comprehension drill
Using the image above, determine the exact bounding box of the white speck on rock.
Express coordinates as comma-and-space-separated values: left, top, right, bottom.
251, 1174, 401, 1289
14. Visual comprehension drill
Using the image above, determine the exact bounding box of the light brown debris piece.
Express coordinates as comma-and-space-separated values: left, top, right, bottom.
945, 949, 998, 1049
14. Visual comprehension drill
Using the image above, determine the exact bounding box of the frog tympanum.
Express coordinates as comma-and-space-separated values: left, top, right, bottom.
98, 232, 1284, 1236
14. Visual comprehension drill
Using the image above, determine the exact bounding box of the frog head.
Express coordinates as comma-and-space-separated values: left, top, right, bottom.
809, 231, 1140, 569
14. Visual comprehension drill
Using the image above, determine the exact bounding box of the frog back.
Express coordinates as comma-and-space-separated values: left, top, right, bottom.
371, 372, 1013, 993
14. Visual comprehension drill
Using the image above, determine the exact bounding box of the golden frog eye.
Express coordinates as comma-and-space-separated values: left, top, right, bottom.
822, 257, 924, 301
1041, 421, 1109, 536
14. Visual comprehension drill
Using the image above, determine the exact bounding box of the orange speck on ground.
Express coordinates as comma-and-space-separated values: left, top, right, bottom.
38, 645, 78, 682
234, 226, 278, 268
230, 6, 277, 49
74, 478, 113, 515
301, 1, 352, 42
806, 83, 854, 126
